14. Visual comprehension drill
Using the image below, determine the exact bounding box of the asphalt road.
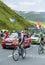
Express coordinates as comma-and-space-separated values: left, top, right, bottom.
0, 44, 45, 65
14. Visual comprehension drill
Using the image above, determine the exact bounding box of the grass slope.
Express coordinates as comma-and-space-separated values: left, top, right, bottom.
0, 1, 33, 32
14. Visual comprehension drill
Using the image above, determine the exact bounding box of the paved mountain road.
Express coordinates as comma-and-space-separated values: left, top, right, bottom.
0, 44, 45, 65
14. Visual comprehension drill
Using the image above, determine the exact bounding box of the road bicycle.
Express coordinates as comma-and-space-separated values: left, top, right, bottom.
12, 44, 26, 61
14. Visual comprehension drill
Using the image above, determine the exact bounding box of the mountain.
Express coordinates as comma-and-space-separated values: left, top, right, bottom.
0, 1, 32, 32
16, 11, 45, 22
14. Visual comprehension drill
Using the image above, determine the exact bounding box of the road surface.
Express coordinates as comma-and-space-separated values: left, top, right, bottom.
0, 44, 45, 65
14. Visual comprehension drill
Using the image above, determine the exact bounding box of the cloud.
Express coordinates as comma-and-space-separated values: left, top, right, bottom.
18, 2, 36, 6
36, 9, 45, 12
1, 0, 45, 11
7, 5, 17, 9
4, 1, 36, 11
34, 0, 42, 4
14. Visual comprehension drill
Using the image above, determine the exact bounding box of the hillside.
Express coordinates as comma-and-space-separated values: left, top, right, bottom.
16, 11, 45, 23
0, 1, 33, 32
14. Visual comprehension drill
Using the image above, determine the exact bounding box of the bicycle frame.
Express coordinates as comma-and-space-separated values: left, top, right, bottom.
12, 44, 26, 61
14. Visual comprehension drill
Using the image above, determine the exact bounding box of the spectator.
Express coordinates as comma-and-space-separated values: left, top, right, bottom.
4, 30, 10, 38
0, 31, 5, 39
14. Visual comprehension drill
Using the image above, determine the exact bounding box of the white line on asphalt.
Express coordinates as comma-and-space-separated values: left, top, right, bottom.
8, 55, 12, 57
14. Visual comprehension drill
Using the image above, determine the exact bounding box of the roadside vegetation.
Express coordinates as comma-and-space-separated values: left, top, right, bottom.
0, 1, 35, 32
0, 38, 2, 44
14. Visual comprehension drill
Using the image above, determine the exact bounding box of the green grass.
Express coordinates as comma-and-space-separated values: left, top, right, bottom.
0, 38, 2, 43
42, 22, 45, 28
0, 1, 33, 32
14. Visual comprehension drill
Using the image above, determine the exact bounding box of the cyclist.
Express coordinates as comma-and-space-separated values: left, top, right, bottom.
18, 31, 26, 56
39, 33, 44, 53
40, 32, 44, 45
0, 31, 5, 39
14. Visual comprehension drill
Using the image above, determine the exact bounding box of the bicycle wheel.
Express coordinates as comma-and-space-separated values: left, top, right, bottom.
22, 49, 26, 59
12, 48, 19, 61
38, 45, 43, 54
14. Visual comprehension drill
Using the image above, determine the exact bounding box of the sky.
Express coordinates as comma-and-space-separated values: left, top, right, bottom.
1, 0, 45, 12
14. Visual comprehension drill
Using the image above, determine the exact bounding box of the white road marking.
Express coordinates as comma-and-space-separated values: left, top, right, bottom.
8, 55, 12, 57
